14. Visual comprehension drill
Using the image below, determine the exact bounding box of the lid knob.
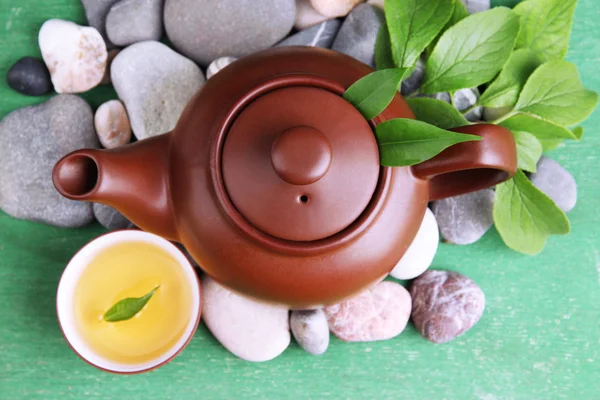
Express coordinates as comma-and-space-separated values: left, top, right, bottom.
271, 126, 333, 186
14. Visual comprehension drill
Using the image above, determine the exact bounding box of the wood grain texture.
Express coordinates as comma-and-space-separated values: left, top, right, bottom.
0, 0, 599, 398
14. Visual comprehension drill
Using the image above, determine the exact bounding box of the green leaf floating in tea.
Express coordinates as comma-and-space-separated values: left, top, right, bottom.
104, 285, 160, 322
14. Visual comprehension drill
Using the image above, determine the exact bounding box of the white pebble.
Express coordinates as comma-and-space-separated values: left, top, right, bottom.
309, 0, 364, 18
390, 208, 439, 280
39, 19, 107, 93
295, 0, 331, 30
202, 277, 290, 362
366, 0, 384, 9
94, 100, 131, 149
290, 310, 329, 355
206, 56, 238, 80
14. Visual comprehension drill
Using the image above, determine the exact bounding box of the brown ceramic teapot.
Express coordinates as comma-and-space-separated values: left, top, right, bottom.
53, 47, 517, 308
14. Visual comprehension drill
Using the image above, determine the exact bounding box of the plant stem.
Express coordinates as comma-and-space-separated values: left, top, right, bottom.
405, 89, 421, 98
449, 91, 456, 108
461, 103, 479, 116
489, 111, 517, 125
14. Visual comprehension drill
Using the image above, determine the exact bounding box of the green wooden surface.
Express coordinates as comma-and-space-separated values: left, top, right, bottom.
1, 1, 599, 399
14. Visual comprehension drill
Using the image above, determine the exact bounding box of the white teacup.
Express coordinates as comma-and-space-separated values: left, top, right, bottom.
56, 230, 201, 374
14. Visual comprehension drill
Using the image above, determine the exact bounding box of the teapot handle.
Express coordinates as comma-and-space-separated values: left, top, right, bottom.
411, 124, 518, 200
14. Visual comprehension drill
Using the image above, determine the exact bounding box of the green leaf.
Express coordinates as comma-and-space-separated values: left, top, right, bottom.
493, 170, 570, 255
427, 0, 469, 55
375, 118, 481, 166
539, 139, 564, 152
407, 97, 469, 129
385, 0, 455, 68
343, 68, 408, 120
375, 23, 396, 70
511, 131, 542, 172
499, 113, 577, 141
515, 60, 599, 126
514, 0, 577, 61
421, 7, 520, 94
103, 286, 160, 322
572, 126, 584, 139
478, 49, 542, 108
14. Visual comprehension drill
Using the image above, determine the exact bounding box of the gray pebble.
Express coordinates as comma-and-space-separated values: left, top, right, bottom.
460, 0, 490, 14
111, 41, 205, 140
290, 310, 329, 355
431, 189, 495, 245
331, 4, 383, 68
81, 0, 121, 48
277, 19, 341, 49
106, 0, 164, 46
0, 95, 98, 227
400, 58, 425, 96
93, 203, 134, 230
164, 0, 295, 66
206, 56, 238, 80
530, 156, 577, 212
417, 88, 482, 122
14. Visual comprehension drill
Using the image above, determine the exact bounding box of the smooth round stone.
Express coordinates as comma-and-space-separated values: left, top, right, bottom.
324, 281, 411, 342
295, 0, 331, 30
206, 56, 238, 80
310, 0, 364, 17
0, 95, 97, 227
94, 100, 131, 149
290, 310, 329, 355
460, 0, 490, 14
81, 0, 121, 48
106, 0, 164, 46
93, 203, 134, 230
454, 88, 483, 122
411, 270, 485, 344
100, 49, 120, 85
202, 277, 290, 362
164, 0, 295, 66
7, 57, 52, 96
431, 189, 495, 245
530, 156, 577, 212
277, 19, 341, 49
39, 19, 107, 93
331, 4, 383, 68
400, 58, 425, 96
390, 208, 439, 280
111, 41, 205, 140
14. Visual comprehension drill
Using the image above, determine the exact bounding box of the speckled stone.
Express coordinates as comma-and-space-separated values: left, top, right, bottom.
106, 0, 164, 46
290, 309, 330, 355
431, 189, 495, 245
164, 0, 295, 65
310, 0, 364, 17
294, 0, 331, 30
81, 0, 121, 48
390, 208, 439, 280
206, 56, 238, 80
411, 270, 485, 344
530, 156, 577, 213
202, 277, 290, 362
0, 95, 97, 227
111, 41, 205, 140
331, 4, 383, 68
93, 203, 134, 230
277, 19, 341, 48
39, 19, 107, 93
7, 57, 52, 96
94, 100, 131, 149
325, 281, 411, 342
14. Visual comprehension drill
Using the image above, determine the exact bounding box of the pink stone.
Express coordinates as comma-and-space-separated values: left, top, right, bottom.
410, 270, 485, 344
324, 281, 411, 342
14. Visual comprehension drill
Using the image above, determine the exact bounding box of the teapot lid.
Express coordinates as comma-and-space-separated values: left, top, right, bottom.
222, 83, 380, 242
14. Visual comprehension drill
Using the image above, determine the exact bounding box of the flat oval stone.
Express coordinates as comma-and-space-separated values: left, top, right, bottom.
530, 156, 577, 212
7, 57, 52, 96
39, 19, 107, 93
81, 0, 121, 48
310, 0, 364, 17
390, 208, 439, 280
277, 19, 341, 49
290, 309, 329, 355
94, 100, 131, 149
93, 203, 134, 230
202, 277, 290, 362
294, 0, 331, 30
106, 0, 164, 46
411, 270, 485, 344
325, 281, 411, 342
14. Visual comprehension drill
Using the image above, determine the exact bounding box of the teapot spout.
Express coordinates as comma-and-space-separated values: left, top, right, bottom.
52, 134, 178, 241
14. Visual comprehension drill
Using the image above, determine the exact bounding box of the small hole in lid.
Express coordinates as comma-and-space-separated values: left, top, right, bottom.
299, 195, 309, 204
